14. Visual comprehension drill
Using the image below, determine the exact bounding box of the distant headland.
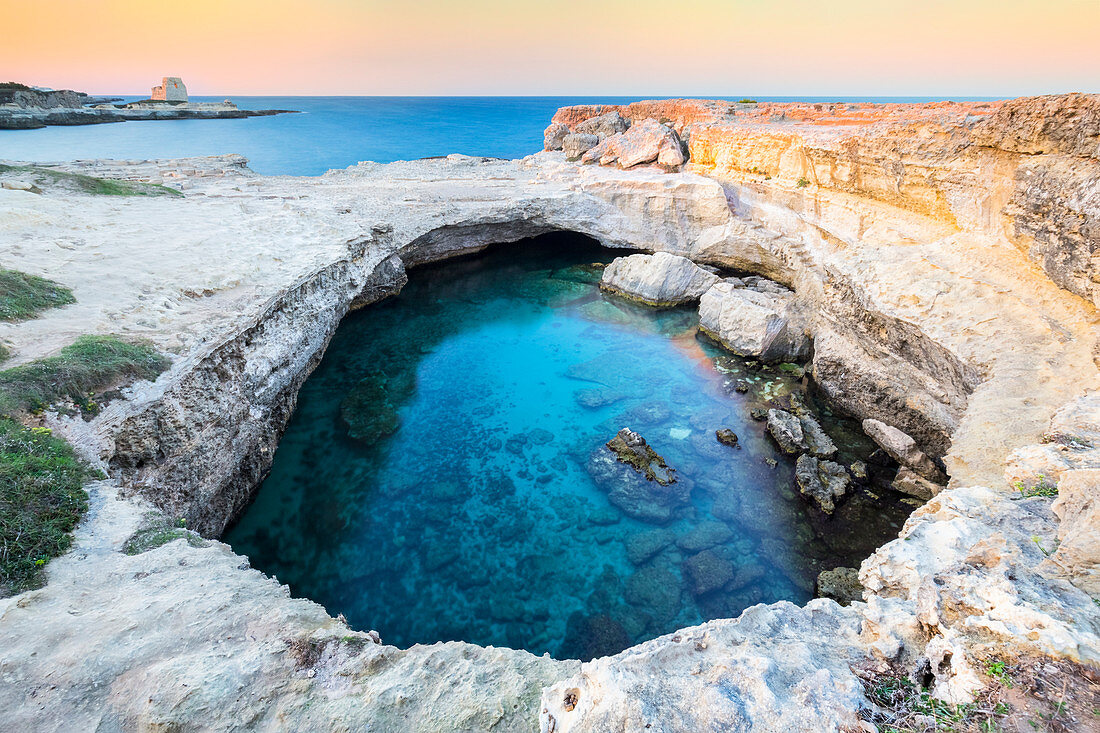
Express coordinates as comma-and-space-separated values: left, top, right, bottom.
0, 78, 298, 130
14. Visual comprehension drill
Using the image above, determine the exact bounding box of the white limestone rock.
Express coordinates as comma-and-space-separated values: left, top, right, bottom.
600, 251, 719, 306
698, 280, 808, 361
862, 418, 946, 483
581, 119, 686, 169
1045, 468, 1100, 595
539, 600, 869, 733
562, 133, 599, 161
544, 122, 570, 151
573, 111, 629, 139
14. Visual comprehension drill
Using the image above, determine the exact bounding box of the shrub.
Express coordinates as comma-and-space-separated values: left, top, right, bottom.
738, 98, 758, 104
0, 418, 96, 595
796, 177, 812, 188
0, 164, 182, 198
0, 335, 170, 415
0, 269, 75, 322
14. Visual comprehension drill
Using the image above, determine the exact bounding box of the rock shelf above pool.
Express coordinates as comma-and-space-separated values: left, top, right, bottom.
1, 94, 1098, 731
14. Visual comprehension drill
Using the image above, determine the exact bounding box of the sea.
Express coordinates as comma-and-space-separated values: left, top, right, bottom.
0, 95, 999, 176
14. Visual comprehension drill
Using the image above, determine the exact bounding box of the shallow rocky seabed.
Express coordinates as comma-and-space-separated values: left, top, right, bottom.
226, 235, 909, 660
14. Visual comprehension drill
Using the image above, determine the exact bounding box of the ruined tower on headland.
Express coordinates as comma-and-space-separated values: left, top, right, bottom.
151, 77, 187, 102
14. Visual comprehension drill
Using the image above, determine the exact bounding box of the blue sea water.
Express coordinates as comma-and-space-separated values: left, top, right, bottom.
0, 95, 999, 176
224, 234, 911, 660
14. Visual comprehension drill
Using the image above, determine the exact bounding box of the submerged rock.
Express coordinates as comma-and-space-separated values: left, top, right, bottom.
625, 529, 675, 565
816, 567, 863, 605
698, 280, 809, 362
624, 565, 683, 625
682, 549, 735, 596
715, 428, 739, 446
588, 432, 689, 524
600, 252, 720, 306
339, 369, 416, 443
606, 428, 676, 485
676, 521, 734, 553
795, 454, 851, 513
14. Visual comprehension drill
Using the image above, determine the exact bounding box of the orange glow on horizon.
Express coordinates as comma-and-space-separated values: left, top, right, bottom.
3, 0, 1098, 96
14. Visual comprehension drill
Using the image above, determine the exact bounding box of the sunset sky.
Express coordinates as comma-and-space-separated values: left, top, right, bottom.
4, 0, 1099, 96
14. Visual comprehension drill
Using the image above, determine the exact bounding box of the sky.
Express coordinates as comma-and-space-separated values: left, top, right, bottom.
3, 0, 1099, 96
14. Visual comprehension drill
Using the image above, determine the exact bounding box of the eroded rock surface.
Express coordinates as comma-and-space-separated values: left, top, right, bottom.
600, 251, 719, 305
2, 93, 1099, 731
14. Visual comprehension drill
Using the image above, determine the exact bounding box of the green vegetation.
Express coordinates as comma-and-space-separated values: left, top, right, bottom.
0, 268, 75, 322
1013, 474, 1058, 499
864, 674, 1008, 732
737, 98, 758, 104
986, 660, 1013, 687
0, 335, 168, 415
0, 164, 182, 198
0, 418, 97, 595
0, 82, 32, 92
123, 515, 205, 555
796, 177, 812, 188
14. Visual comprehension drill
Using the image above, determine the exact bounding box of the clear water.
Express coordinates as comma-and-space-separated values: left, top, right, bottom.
0, 95, 1000, 176
225, 233, 911, 660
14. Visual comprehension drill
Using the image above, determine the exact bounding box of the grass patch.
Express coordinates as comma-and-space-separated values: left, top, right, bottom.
1013, 475, 1058, 499
0, 419, 97, 595
123, 515, 205, 555
0, 269, 75, 322
0, 164, 182, 198
0, 335, 169, 415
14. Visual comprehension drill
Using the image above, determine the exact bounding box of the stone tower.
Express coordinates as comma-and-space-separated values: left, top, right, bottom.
151, 77, 187, 102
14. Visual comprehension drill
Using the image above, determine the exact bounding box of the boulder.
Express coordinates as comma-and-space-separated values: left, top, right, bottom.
600, 252, 720, 306
715, 428, 739, 447
816, 567, 862, 605
543, 122, 570, 151
682, 549, 734, 596
698, 281, 809, 362
562, 133, 600, 161
588, 430, 689, 524
1045, 468, 1100, 595
581, 119, 686, 169
625, 529, 675, 565
795, 455, 850, 513
891, 466, 943, 501
862, 418, 946, 482
766, 409, 804, 454
574, 111, 629, 139
624, 565, 683, 625
799, 413, 837, 458
675, 521, 734, 553
606, 428, 676, 485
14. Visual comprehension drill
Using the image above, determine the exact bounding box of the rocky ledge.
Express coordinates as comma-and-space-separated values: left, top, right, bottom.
0, 93, 1097, 731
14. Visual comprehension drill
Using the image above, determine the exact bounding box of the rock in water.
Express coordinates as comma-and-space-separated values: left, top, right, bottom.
891, 467, 943, 500
697, 280, 809, 362
715, 428, 739, 446
562, 133, 600, 161
588, 430, 688, 524
600, 252, 720, 306
625, 529, 675, 565
682, 549, 735, 596
675, 521, 734, 552
339, 369, 416, 443
816, 567, 863, 605
766, 409, 805, 454
606, 428, 676, 485
862, 418, 946, 482
799, 413, 837, 458
795, 454, 851, 513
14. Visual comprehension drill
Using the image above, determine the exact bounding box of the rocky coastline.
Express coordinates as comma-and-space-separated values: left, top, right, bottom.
0, 84, 296, 129
0, 94, 1097, 730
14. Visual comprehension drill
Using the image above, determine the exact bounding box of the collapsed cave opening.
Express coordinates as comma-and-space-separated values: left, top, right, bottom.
224, 231, 917, 660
